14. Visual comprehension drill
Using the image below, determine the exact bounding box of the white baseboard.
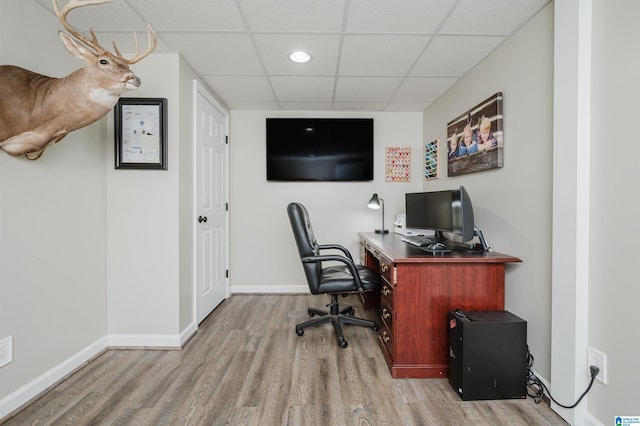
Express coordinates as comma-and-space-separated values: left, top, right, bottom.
231, 285, 309, 294
180, 321, 198, 346
0, 336, 108, 420
107, 322, 197, 349
584, 413, 604, 426
0, 323, 198, 421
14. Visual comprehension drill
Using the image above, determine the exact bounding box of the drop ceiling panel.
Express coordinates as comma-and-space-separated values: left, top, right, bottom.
346, 0, 454, 33
270, 76, 335, 101
27, 0, 551, 111
442, 0, 550, 34
335, 77, 403, 102
202, 75, 274, 101
163, 33, 263, 74
225, 101, 282, 110
128, 0, 245, 31
279, 101, 336, 110
240, 0, 346, 32
393, 77, 458, 102
36, 0, 147, 31
339, 35, 431, 76
253, 34, 341, 75
333, 102, 386, 111
411, 35, 505, 76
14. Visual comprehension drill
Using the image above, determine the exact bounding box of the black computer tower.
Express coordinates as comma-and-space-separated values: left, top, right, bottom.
448, 310, 527, 400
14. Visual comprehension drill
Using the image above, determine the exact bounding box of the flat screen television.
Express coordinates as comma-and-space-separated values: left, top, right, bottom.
266, 118, 373, 181
405, 186, 475, 242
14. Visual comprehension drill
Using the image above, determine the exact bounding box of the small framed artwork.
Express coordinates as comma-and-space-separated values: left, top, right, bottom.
385, 147, 411, 182
114, 98, 168, 169
424, 139, 439, 180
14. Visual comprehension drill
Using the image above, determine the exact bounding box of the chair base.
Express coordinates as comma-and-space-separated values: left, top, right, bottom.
295, 294, 379, 348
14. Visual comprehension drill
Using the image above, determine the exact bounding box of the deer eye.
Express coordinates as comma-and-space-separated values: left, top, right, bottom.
99, 59, 109, 65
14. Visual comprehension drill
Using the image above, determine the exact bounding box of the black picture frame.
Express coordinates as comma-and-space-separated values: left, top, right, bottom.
114, 98, 168, 170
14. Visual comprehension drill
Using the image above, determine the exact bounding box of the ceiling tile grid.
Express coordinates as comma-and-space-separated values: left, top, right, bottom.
32, 0, 550, 111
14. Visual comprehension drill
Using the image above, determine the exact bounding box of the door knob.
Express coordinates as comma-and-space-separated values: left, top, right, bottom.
198, 216, 208, 223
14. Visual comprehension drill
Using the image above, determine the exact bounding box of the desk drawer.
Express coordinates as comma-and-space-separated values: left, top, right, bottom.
380, 322, 394, 356
379, 255, 393, 283
381, 298, 394, 330
381, 278, 394, 307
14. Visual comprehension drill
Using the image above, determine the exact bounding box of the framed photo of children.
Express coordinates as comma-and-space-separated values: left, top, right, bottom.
446, 92, 503, 177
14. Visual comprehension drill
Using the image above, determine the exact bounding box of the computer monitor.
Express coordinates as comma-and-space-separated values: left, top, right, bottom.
405, 186, 475, 242
451, 186, 475, 242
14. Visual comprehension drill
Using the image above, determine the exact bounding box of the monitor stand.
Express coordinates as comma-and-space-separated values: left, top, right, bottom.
474, 227, 491, 251
451, 227, 491, 253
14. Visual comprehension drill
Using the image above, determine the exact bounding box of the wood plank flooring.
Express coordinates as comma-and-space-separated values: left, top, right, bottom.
2, 295, 567, 425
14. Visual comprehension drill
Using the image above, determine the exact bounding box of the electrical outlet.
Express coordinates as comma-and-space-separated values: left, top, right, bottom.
0, 336, 12, 368
587, 346, 607, 384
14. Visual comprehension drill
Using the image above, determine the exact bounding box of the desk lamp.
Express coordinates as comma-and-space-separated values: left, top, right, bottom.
368, 193, 388, 234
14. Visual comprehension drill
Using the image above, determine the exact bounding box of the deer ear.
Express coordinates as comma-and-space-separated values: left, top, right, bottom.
59, 31, 94, 60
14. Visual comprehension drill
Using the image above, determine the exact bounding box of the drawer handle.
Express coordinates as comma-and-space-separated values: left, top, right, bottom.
382, 286, 391, 296
382, 331, 391, 342
381, 264, 389, 273
382, 308, 391, 320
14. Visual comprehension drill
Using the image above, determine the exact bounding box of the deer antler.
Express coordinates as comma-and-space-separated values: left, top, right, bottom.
52, 0, 156, 63
115, 24, 157, 64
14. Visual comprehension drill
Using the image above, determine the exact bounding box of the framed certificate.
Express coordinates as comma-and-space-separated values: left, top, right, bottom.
114, 98, 167, 170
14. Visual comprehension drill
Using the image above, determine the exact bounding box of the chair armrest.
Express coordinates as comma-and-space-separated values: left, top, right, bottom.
301, 254, 365, 292
317, 244, 354, 261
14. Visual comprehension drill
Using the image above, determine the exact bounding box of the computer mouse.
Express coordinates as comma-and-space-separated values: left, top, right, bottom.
427, 242, 448, 251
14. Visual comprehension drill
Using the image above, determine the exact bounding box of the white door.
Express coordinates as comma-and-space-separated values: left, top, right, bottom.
195, 82, 228, 324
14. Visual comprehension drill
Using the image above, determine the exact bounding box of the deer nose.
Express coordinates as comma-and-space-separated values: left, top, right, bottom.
123, 74, 141, 88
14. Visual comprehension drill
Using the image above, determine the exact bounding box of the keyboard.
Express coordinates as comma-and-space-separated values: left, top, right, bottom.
401, 235, 435, 247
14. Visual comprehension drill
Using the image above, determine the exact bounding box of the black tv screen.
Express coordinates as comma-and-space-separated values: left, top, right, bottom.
266, 118, 374, 181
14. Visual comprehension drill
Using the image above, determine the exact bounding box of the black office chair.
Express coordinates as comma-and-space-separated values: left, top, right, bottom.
287, 202, 379, 348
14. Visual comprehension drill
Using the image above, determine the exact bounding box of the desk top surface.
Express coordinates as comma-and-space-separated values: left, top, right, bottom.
359, 232, 522, 264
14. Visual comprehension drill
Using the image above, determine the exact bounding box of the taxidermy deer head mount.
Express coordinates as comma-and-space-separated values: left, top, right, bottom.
0, 0, 156, 160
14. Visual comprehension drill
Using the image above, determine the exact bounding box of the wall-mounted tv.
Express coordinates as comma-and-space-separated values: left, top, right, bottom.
266, 118, 374, 181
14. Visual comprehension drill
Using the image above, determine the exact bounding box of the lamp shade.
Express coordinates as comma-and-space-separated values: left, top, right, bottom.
368, 193, 381, 209
367, 193, 388, 234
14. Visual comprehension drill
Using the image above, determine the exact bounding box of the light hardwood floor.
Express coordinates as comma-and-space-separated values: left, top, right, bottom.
3, 295, 567, 425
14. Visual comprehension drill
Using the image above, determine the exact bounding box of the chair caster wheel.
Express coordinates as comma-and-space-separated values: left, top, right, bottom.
307, 309, 315, 317
296, 328, 304, 336
346, 308, 355, 316
339, 339, 348, 348
372, 323, 379, 332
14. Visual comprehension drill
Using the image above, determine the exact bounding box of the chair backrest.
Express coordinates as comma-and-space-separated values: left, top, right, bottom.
287, 202, 323, 293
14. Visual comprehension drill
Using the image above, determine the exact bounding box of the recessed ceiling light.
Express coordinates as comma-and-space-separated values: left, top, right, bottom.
289, 50, 311, 63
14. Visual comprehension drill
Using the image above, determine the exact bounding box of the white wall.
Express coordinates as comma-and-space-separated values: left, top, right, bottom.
420, 1, 640, 424
0, 0, 107, 407
421, 6, 554, 379
105, 54, 218, 342
229, 111, 424, 292
587, 0, 640, 420
1, 2, 221, 414
106, 54, 182, 339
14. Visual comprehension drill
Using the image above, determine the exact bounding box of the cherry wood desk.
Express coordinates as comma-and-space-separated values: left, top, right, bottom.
358, 232, 522, 379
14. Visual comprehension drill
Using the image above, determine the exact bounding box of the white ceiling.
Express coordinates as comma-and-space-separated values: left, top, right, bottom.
34, 0, 550, 111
